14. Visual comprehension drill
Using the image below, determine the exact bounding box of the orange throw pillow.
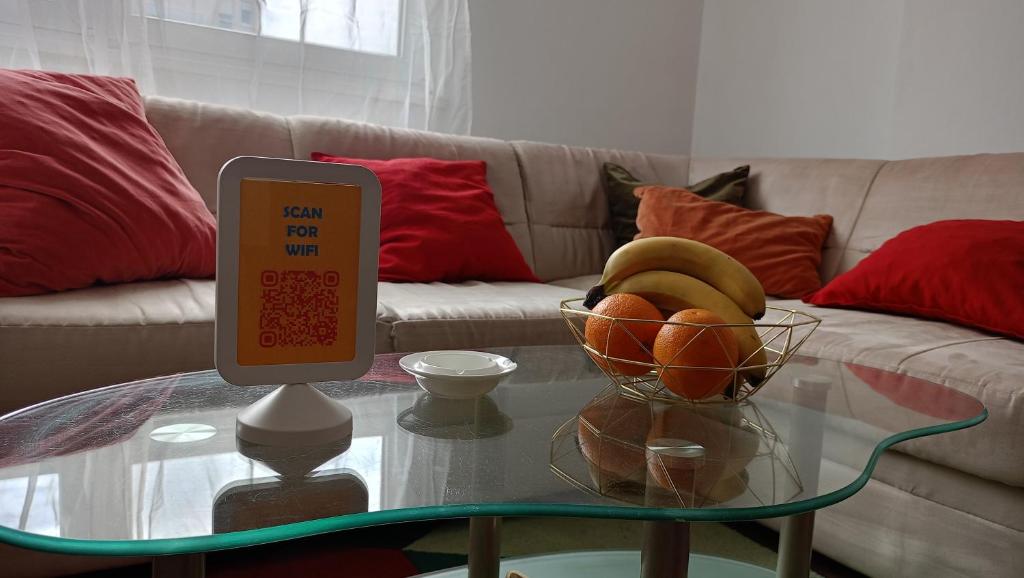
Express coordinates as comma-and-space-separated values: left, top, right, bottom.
634, 186, 833, 298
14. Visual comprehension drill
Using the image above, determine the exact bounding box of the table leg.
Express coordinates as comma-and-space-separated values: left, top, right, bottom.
641, 520, 690, 578
776, 511, 815, 578
152, 553, 205, 578
468, 516, 502, 578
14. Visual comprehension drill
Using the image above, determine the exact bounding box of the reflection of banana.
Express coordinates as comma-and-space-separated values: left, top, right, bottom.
585, 237, 766, 319
606, 270, 768, 383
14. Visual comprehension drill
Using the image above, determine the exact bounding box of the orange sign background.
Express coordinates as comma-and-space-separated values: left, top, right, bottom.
237, 179, 362, 365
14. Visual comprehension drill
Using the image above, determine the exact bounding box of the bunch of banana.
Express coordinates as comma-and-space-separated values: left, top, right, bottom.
585, 237, 768, 384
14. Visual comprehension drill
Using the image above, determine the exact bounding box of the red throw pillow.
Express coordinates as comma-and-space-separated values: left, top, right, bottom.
0, 70, 215, 297
311, 153, 539, 283
806, 220, 1024, 340
634, 186, 833, 298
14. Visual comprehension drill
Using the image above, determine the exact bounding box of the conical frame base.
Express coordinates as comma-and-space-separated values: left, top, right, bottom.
236, 383, 353, 447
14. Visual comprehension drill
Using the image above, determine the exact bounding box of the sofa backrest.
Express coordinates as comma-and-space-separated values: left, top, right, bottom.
689, 158, 885, 284
144, 96, 293, 213
512, 141, 690, 281
692, 153, 1024, 285
840, 153, 1024, 274
144, 96, 1023, 288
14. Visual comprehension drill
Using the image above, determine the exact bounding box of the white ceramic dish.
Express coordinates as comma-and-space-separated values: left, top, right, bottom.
398, 351, 517, 399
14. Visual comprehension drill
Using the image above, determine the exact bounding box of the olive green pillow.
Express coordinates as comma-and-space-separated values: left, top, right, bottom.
602, 163, 750, 247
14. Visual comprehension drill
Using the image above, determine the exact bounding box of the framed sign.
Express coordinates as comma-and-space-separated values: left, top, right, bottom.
215, 157, 381, 386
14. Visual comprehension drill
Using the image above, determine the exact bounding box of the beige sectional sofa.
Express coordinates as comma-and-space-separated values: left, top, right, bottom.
1, 96, 1022, 577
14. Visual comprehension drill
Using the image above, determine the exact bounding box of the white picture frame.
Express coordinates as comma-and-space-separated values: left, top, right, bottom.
215, 156, 381, 385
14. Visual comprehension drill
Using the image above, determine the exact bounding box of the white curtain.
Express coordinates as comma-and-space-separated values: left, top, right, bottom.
0, 0, 472, 134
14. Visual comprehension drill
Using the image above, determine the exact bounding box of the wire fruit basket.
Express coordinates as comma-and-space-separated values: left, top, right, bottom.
559, 297, 820, 404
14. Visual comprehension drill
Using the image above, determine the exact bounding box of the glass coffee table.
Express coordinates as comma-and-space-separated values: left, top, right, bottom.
0, 346, 985, 577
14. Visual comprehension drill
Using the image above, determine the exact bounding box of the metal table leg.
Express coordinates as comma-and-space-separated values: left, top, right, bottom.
152, 553, 205, 578
776, 511, 815, 578
468, 516, 502, 578
641, 520, 690, 578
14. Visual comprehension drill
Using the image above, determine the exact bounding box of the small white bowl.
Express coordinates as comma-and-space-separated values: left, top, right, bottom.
399, 351, 517, 399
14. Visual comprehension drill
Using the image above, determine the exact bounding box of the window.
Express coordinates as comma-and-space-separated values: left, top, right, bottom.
2, 0, 470, 133
144, 0, 401, 56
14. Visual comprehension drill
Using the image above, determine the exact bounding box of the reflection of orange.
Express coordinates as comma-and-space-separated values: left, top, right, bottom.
578, 391, 652, 486
653, 309, 739, 400
585, 294, 663, 376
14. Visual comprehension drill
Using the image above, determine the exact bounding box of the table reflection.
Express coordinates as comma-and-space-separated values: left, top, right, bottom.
551, 385, 805, 509
237, 435, 352, 478
212, 469, 369, 533
397, 393, 512, 440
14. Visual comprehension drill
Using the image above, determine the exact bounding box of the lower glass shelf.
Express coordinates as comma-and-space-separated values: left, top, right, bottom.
415, 550, 776, 577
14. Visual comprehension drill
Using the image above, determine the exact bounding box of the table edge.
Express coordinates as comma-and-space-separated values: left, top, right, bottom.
0, 407, 988, 557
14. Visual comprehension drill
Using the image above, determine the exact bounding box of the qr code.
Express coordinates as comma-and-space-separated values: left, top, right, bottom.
259, 270, 339, 348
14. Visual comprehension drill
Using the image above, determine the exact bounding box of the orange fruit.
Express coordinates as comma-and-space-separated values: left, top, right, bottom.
653, 309, 739, 399
585, 293, 663, 376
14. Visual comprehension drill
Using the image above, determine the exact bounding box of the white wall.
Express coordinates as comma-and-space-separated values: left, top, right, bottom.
692, 0, 1024, 159
692, 0, 903, 159
886, 0, 1024, 158
469, 0, 703, 155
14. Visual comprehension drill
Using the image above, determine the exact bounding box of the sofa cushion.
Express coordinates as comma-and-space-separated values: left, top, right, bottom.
288, 116, 534, 271
512, 141, 690, 281
688, 158, 885, 284
144, 96, 294, 212
787, 464, 1021, 578
874, 450, 1024, 534
378, 281, 588, 352
894, 338, 1024, 487
0, 280, 397, 414
775, 298, 1023, 487
0, 280, 216, 413
841, 153, 1024, 274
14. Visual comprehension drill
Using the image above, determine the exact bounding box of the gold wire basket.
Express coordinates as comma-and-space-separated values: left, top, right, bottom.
559, 297, 820, 404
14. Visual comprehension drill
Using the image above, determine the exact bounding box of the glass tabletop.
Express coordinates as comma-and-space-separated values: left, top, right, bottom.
0, 346, 985, 556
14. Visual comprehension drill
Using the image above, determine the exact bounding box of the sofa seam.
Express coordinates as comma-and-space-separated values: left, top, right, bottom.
0, 321, 214, 329
285, 116, 300, 160
834, 160, 888, 271
896, 337, 1006, 367
510, 142, 542, 275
